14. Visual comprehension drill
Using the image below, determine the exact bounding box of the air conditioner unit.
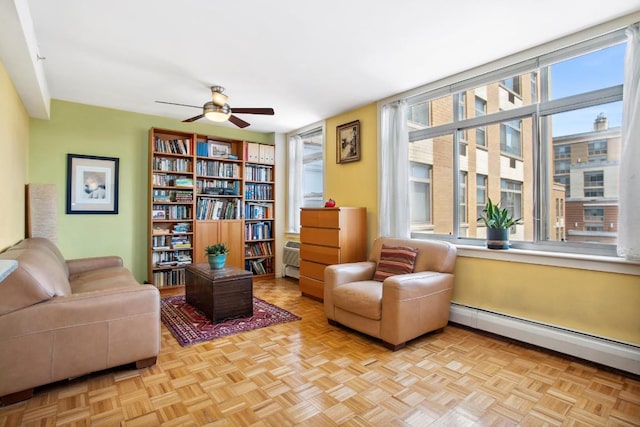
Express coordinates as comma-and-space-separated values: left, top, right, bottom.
283, 241, 300, 279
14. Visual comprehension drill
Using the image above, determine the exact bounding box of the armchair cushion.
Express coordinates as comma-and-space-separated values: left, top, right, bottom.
373, 244, 419, 282
333, 281, 382, 320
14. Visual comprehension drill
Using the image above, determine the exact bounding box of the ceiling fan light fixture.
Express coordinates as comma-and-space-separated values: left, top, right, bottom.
211, 86, 228, 107
203, 102, 231, 122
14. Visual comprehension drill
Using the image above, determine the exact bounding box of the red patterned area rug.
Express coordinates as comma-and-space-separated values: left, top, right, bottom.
160, 295, 301, 346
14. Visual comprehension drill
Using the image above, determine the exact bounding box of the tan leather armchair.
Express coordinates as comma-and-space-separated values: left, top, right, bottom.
324, 237, 457, 350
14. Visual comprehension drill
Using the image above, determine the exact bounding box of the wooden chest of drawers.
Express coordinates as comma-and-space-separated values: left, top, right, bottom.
299, 207, 367, 300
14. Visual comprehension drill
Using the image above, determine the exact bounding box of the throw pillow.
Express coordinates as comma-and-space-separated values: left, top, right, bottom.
373, 244, 419, 282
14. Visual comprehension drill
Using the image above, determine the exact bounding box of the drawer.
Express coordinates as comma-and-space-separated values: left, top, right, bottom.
299, 275, 324, 300
301, 243, 340, 265
300, 227, 339, 247
300, 260, 327, 281
300, 209, 339, 228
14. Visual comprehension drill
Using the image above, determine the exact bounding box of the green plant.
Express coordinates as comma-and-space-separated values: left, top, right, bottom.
204, 243, 229, 255
477, 198, 522, 229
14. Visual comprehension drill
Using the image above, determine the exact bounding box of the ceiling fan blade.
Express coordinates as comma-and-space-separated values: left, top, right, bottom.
228, 115, 251, 128
156, 100, 202, 109
231, 108, 274, 115
183, 114, 204, 123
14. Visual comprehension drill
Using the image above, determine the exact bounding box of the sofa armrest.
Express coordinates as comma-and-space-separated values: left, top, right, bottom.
66, 256, 123, 276
324, 262, 377, 289
380, 271, 454, 345
324, 261, 376, 320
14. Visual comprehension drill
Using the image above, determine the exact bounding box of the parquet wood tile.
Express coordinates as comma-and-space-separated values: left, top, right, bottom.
1, 277, 639, 426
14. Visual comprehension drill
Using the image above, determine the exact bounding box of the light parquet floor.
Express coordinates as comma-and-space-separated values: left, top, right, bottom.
1, 277, 639, 426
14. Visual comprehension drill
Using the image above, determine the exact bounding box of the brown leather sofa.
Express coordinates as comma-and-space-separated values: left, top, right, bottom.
324, 237, 457, 350
0, 238, 160, 404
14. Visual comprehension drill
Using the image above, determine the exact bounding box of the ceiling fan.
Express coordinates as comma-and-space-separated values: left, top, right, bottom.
156, 86, 274, 128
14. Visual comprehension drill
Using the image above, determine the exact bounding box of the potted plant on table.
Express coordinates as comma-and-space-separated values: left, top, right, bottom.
205, 243, 230, 269
477, 198, 522, 249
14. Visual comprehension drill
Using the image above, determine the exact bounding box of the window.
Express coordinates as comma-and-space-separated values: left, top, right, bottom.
286, 125, 324, 233
584, 171, 604, 197
475, 97, 487, 147
584, 207, 605, 221
476, 174, 487, 220
500, 119, 522, 157
407, 101, 429, 128
409, 162, 432, 229
459, 171, 468, 226
588, 139, 608, 162
501, 76, 521, 95
402, 30, 626, 256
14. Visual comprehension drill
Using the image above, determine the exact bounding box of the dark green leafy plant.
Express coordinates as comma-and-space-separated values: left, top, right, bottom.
477, 198, 522, 229
204, 243, 229, 255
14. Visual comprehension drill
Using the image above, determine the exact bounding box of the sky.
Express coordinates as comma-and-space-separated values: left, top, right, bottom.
550, 43, 625, 137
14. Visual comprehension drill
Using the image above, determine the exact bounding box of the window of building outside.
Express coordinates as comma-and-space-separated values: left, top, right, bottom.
409, 162, 432, 230
405, 31, 626, 255
286, 126, 324, 233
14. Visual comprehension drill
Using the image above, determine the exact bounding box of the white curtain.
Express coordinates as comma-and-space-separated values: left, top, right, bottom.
618, 23, 640, 260
379, 100, 410, 238
287, 135, 303, 233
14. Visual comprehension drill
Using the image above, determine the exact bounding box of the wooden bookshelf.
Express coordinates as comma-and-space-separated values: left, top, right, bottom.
148, 128, 276, 288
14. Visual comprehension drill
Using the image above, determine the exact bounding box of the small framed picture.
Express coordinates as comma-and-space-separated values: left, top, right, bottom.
208, 140, 231, 158
152, 210, 166, 220
336, 120, 360, 164
66, 154, 119, 214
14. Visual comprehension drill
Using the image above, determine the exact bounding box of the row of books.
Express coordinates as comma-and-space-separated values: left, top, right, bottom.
196, 160, 240, 178
153, 157, 192, 173
152, 250, 192, 266
153, 205, 192, 220
245, 183, 273, 201
245, 241, 273, 257
245, 165, 273, 182
196, 179, 240, 195
152, 189, 193, 203
152, 173, 191, 187
154, 137, 191, 156
245, 202, 273, 219
245, 257, 274, 275
245, 221, 272, 241
195, 198, 240, 220
153, 268, 186, 287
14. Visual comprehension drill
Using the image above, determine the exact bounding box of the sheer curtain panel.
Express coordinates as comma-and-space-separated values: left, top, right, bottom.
618, 24, 640, 260
287, 135, 303, 233
379, 100, 410, 238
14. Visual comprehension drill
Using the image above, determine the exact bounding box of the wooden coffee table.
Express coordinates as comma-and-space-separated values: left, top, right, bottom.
185, 264, 253, 322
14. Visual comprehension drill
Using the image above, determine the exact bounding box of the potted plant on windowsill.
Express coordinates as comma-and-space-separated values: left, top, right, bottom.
477, 198, 522, 249
205, 243, 230, 269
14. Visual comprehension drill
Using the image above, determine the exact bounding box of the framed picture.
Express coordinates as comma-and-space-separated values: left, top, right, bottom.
208, 140, 231, 158
66, 154, 119, 214
336, 120, 360, 163
152, 210, 166, 220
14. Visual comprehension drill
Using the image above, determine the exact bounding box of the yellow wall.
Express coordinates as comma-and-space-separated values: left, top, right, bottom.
0, 61, 29, 251
29, 100, 272, 282
454, 257, 640, 344
325, 103, 379, 247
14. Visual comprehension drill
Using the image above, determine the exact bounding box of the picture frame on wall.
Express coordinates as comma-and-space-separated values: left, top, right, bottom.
336, 120, 360, 164
66, 154, 119, 214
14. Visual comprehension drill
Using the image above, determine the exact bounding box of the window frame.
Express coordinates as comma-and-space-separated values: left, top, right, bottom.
403, 28, 627, 257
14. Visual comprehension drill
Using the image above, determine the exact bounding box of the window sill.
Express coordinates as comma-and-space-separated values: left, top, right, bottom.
455, 244, 640, 276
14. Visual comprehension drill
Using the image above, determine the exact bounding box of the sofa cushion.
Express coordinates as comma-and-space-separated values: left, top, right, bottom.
333, 281, 382, 320
0, 247, 72, 315
373, 244, 419, 282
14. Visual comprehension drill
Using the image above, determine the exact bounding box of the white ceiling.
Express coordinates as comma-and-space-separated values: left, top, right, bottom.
5, 0, 640, 133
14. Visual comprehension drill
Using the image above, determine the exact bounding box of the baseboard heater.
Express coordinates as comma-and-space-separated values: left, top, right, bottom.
449, 303, 640, 375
